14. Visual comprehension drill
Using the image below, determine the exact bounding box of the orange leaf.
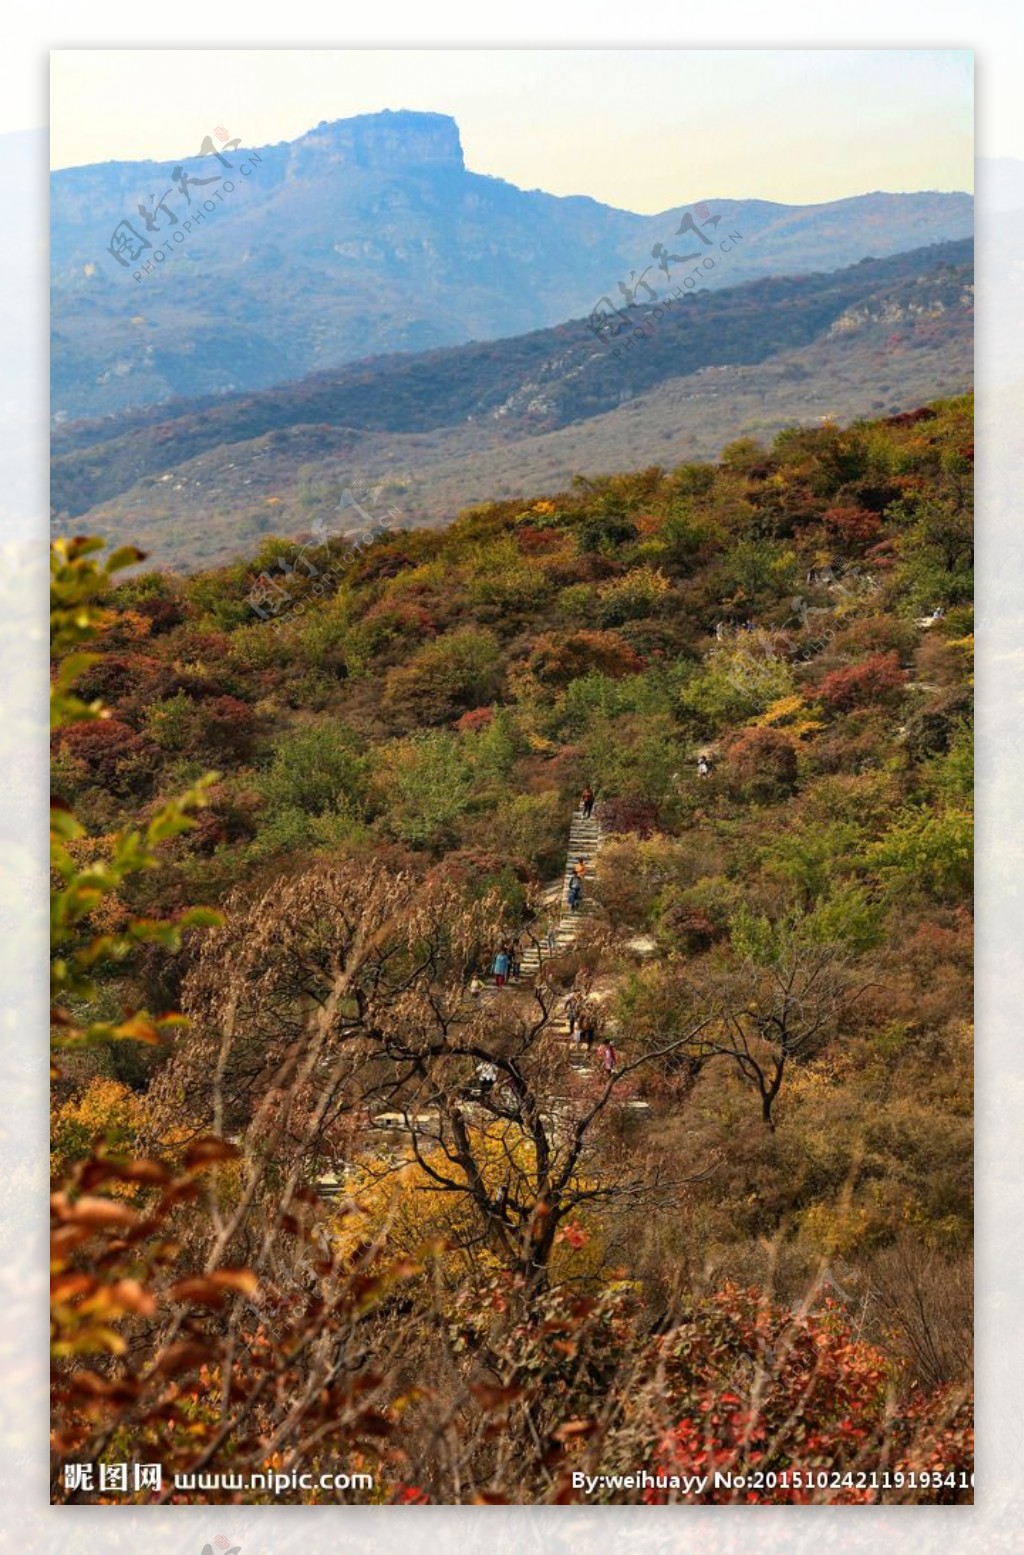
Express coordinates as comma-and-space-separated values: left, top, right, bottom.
53, 1194, 139, 1229
183, 1137, 241, 1170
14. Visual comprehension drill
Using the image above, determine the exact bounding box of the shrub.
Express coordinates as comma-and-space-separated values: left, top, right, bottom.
577, 513, 640, 554
921, 723, 972, 804
719, 538, 799, 604
826, 615, 917, 664
723, 726, 798, 800
136, 596, 186, 634
902, 685, 972, 765
661, 905, 721, 953
581, 712, 683, 807
455, 706, 494, 734
464, 791, 565, 878
600, 796, 661, 838
51, 1076, 145, 1178
596, 568, 672, 627
55, 718, 158, 795
259, 722, 367, 817
201, 695, 258, 761
818, 652, 907, 713
375, 731, 476, 850
515, 525, 564, 554
381, 627, 502, 727
73, 653, 162, 708
143, 691, 196, 752
823, 504, 883, 547
867, 807, 973, 904
526, 631, 646, 687
678, 649, 795, 736
630, 1284, 972, 1504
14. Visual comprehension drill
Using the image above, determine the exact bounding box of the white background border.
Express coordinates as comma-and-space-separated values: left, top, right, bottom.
4, 8, 1013, 1553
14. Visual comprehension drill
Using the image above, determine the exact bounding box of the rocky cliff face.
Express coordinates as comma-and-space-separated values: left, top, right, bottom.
50, 110, 973, 422
285, 110, 465, 175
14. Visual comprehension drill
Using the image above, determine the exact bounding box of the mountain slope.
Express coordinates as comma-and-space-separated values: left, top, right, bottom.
52, 241, 973, 568
51, 110, 973, 420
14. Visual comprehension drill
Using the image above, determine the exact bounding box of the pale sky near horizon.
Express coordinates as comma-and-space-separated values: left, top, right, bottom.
49, 48, 972, 212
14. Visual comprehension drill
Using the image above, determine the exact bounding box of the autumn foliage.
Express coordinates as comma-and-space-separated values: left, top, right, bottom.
49, 396, 972, 1504
817, 651, 908, 713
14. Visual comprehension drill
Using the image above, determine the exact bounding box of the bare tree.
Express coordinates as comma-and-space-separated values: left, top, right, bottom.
152, 857, 712, 1292
682, 942, 858, 1130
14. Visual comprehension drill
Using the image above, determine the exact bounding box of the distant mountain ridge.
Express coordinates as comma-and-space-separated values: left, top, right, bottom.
51, 238, 972, 570
51, 109, 973, 420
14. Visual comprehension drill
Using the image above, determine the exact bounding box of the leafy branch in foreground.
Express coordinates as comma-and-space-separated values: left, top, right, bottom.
50, 537, 221, 1055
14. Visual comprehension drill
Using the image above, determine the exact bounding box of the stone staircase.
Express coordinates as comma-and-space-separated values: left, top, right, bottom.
518, 806, 603, 984
323, 807, 614, 1185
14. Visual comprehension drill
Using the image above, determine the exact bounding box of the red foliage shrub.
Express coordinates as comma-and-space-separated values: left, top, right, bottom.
71, 653, 163, 707
201, 695, 257, 760
662, 905, 721, 953
516, 526, 563, 554
56, 718, 157, 792
817, 652, 907, 713
884, 407, 939, 428
863, 538, 899, 570
187, 787, 260, 854
903, 911, 973, 976
349, 546, 416, 583
826, 615, 917, 663
806, 709, 891, 776
363, 599, 438, 633
823, 505, 882, 547
168, 628, 234, 664
455, 707, 494, 733
527, 630, 645, 686
640, 1284, 972, 1505
723, 726, 798, 798
600, 797, 661, 838
424, 849, 532, 892
135, 596, 186, 634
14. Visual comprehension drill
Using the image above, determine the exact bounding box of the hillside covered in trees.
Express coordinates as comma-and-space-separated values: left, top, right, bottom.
50, 105, 972, 422
51, 397, 973, 1504
51, 240, 972, 573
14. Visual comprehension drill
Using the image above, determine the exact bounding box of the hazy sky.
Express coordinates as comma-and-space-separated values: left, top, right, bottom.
50, 48, 972, 212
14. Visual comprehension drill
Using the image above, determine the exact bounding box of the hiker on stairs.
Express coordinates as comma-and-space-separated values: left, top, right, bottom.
580, 785, 596, 819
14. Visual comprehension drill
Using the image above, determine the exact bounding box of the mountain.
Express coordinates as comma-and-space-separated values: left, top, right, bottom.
51, 239, 973, 570
50, 110, 973, 420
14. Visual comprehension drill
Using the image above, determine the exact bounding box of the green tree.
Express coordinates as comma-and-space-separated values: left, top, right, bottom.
260, 721, 368, 817
377, 731, 476, 849
382, 626, 503, 727
867, 807, 973, 904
